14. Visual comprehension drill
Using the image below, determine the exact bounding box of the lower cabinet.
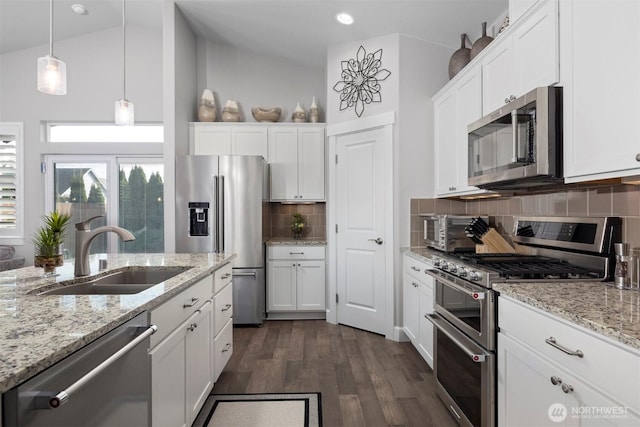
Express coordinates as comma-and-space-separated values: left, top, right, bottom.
150, 300, 213, 427
498, 296, 640, 427
266, 245, 326, 317
402, 253, 434, 368
150, 262, 234, 427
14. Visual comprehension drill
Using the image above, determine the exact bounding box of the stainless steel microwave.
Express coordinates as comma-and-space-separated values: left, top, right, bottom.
467, 86, 562, 190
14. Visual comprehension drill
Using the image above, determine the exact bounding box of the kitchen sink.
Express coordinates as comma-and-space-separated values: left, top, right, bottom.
36, 266, 191, 295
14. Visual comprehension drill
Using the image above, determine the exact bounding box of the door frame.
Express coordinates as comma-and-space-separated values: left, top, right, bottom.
326, 112, 396, 339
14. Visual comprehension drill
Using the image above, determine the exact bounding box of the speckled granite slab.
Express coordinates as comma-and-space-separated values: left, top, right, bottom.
266, 238, 327, 245
0, 252, 235, 393
401, 247, 435, 264
494, 282, 640, 352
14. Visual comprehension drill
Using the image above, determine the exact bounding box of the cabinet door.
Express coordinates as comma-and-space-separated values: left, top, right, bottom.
562, 0, 640, 181
232, 126, 268, 160
482, 37, 515, 113
513, 0, 559, 96
417, 277, 434, 368
267, 260, 297, 311
151, 325, 187, 427
268, 128, 299, 201
403, 273, 420, 343
498, 333, 572, 427
298, 128, 325, 201
434, 90, 459, 195
454, 68, 483, 193
193, 126, 232, 155
297, 260, 326, 310
186, 302, 214, 426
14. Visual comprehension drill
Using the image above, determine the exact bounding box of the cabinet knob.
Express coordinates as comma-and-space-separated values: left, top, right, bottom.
561, 383, 574, 394
636, 153, 640, 162
550, 376, 562, 386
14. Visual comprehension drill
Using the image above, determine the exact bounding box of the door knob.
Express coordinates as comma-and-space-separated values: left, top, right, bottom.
368, 237, 383, 245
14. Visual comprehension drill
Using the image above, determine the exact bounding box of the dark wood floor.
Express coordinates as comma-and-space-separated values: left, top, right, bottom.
212, 320, 457, 427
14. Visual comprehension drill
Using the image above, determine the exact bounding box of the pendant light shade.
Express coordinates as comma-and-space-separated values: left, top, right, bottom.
37, 0, 67, 95
115, 0, 134, 125
115, 99, 134, 126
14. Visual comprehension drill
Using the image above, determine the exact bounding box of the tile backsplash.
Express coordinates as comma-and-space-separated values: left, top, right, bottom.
410, 183, 640, 248
270, 203, 326, 239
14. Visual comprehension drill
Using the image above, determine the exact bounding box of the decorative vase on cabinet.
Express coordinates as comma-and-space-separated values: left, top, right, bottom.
448, 34, 471, 79
471, 22, 493, 59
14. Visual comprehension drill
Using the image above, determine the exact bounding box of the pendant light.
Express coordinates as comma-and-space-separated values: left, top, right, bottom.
115, 0, 134, 126
37, 0, 67, 95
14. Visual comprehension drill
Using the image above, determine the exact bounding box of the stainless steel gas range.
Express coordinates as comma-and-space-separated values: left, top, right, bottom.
425, 216, 621, 427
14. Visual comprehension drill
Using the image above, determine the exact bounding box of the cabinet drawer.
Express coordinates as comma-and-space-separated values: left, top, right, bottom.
499, 297, 640, 411
268, 245, 325, 260
403, 253, 432, 282
213, 262, 233, 294
214, 283, 233, 336
150, 275, 212, 348
214, 318, 233, 382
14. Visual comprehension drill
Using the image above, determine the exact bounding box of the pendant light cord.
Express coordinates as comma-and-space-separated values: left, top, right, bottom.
122, 0, 126, 101
49, 0, 54, 56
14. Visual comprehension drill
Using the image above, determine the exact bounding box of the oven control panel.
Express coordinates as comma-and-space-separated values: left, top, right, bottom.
432, 254, 489, 287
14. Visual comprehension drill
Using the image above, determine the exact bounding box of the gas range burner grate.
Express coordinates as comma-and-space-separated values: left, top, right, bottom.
480, 259, 603, 280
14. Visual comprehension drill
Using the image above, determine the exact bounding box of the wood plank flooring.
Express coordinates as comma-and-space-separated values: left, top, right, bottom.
212, 320, 457, 427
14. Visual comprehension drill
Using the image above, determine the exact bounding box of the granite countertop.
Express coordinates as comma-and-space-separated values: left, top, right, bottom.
0, 252, 235, 393
494, 282, 640, 352
401, 247, 434, 264
266, 238, 327, 245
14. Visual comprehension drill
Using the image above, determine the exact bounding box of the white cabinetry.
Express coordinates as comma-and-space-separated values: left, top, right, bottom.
433, 67, 485, 197
510, 0, 540, 24
267, 245, 326, 317
189, 123, 268, 160
498, 296, 640, 427
269, 126, 325, 202
482, 0, 559, 113
402, 253, 434, 368
150, 262, 234, 427
561, 1, 640, 182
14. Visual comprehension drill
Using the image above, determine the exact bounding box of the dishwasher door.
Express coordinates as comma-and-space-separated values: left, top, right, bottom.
3, 312, 152, 427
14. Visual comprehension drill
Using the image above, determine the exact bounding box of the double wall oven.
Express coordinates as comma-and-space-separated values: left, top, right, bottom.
425, 216, 621, 427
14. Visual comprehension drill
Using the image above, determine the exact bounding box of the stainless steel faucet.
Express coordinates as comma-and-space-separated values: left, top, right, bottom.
74, 216, 135, 276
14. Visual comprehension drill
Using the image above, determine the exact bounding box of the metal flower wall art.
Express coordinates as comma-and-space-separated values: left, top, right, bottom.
333, 46, 392, 117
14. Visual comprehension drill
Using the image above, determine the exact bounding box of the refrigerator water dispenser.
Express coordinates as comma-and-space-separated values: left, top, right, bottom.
188, 202, 209, 236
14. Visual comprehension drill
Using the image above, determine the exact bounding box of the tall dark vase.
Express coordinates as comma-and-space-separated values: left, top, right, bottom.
471, 22, 494, 60
448, 34, 471, 79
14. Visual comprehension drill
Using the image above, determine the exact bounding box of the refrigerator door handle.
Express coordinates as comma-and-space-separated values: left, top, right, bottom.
220, 175, 225, 252
213, 175, 219, 253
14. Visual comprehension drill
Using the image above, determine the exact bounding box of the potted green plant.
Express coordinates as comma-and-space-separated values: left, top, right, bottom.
291, 213, 306, 240
33, 211, 72, 276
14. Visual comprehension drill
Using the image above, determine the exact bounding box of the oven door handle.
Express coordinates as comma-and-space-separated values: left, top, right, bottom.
424, 269, 486, 300
426, 314, 489, 363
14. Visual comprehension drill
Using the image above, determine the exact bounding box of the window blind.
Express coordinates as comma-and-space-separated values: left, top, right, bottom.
0, 137, 17, 229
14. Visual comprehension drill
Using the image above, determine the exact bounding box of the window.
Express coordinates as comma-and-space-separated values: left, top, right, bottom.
46, 123, 163, 143
0, 123, 24, 244
45, 156, 164, 258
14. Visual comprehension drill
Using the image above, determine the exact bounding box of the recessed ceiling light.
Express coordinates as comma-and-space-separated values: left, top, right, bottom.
71, 4, 88, 15
336, 12, 354, 25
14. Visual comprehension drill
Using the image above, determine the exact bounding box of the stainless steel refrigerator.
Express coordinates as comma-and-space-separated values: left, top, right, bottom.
175, 155, 268, 325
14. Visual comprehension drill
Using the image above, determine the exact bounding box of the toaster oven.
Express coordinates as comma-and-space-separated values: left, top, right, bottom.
420, 214, 485, 252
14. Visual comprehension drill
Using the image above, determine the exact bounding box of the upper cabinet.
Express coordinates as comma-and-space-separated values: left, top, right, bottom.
433, 67, 486, 197
482, 0, 559, 113
561, 0, 640, 182
269, 125, 325, 202
189, 123, 269, 160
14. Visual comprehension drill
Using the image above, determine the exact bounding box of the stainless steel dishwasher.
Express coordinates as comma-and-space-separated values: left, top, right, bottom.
3, 312, 156, 427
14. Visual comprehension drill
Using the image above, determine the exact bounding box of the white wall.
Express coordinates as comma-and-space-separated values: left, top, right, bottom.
0, 24, 163, 262
201, 41, 326, 123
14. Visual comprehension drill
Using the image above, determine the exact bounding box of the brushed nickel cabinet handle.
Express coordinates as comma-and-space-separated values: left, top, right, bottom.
183, 297, 200, 308
545, 337, 584, 358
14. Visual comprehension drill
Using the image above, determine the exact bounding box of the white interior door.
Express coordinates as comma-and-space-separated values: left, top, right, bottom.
335, 127, 387, 335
